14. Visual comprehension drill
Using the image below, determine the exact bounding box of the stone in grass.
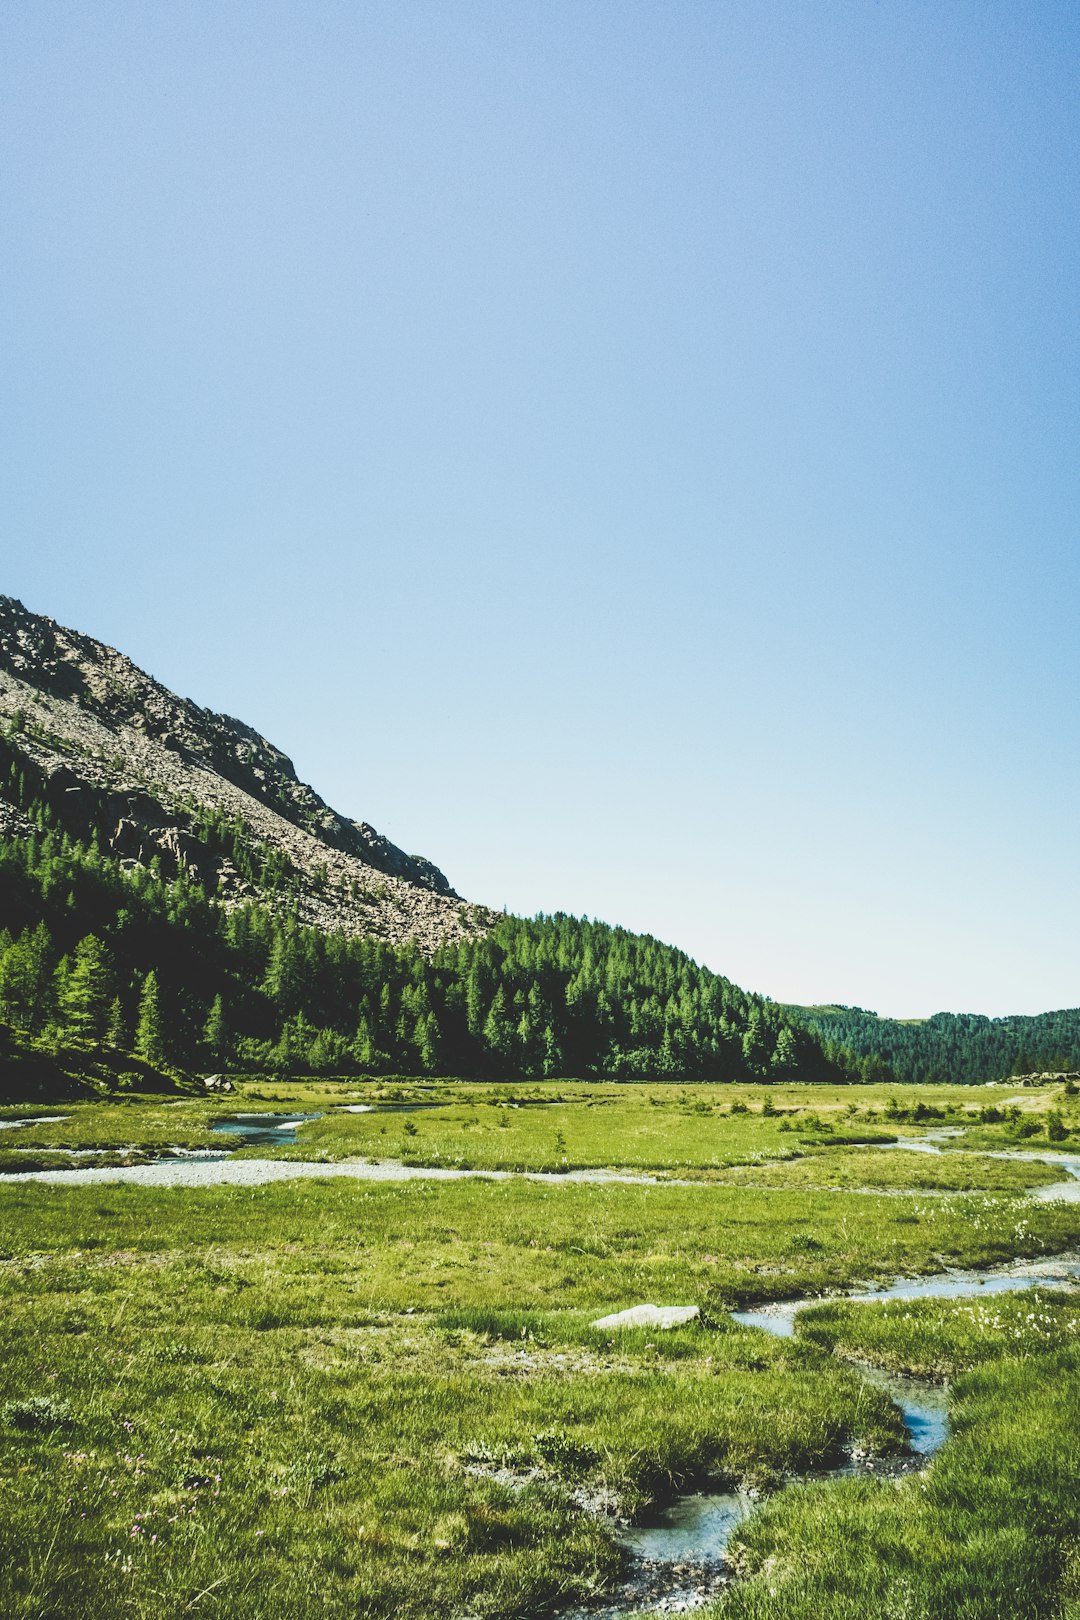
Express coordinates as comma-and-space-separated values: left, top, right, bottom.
591, 1304, 700, 1331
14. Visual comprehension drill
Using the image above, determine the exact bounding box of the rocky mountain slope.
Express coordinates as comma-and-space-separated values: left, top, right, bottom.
0, 595, 489, 950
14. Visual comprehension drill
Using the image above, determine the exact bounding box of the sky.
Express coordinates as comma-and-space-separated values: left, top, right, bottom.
2, 2, 1079, 1018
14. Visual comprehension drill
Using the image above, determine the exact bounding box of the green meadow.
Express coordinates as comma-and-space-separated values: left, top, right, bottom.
2, 1078, 1080, 1618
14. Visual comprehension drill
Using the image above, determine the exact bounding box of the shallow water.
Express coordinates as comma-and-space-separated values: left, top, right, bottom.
0, 1115, 70, 1130
603, 1356, 951, 1585
885, 1131, 964, 1155
0, 1156, 676, 1189
883, 1134, 1080, 1202
210, 1111, 322, 1147
638, 1252, 1080, 1594
856, 1365, 949, 1456
1006, 1153, 1080, 1201
333, 1101, 442, 1115
599, 1253, 1066, 1595
731, 1257, 1080, 1338
618, 1489, 752, 1564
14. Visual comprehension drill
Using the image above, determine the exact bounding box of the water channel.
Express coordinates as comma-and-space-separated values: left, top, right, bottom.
607, 1142, 1080, 1610
4, 1110, 1080, 1612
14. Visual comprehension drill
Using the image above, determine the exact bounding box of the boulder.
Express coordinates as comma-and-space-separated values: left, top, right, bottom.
591, 1304, 700, 1331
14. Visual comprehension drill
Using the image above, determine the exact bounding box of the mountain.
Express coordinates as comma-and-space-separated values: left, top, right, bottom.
0, 594, 851, 1094
0, 596, 487, 952
788, 1002, 1080, 1086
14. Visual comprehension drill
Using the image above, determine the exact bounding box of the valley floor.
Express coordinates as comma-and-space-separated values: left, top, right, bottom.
2, 1079, 1080, 1618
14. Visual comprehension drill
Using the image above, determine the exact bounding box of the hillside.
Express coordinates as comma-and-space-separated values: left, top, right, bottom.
0, 595, 486, 951
0, 595, 848, 1090
790, 1002, 1080, 1085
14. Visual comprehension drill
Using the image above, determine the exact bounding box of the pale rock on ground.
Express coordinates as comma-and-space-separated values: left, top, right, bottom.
591, 1305, 701, 1330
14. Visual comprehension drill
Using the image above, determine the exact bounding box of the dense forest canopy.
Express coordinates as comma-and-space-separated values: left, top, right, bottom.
790, 1003, 1080, 1087
9, 716, 1072, 1091
0, 739, 851, 1084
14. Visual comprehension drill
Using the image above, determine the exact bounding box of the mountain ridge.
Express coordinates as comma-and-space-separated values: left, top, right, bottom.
0, 595, 489, 952
0, 594, 855, 1091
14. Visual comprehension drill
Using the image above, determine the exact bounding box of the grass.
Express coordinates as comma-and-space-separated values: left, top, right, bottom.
714, 1147, 1065, 1193
3, 1079, 1080, 1617
709, 1290, 1080, 1619
5, 1077, 1079, 1181
0, 1181, 923, 1619
796, 1285, 1080, 1377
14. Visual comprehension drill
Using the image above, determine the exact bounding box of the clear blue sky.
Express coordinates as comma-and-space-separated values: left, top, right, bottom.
3, 2, 1078, 1017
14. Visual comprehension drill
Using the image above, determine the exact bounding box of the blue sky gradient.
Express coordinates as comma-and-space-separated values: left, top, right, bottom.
3, 2, 1078, 1015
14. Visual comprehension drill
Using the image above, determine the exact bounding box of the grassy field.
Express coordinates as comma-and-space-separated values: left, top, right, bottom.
4, 1075, 1079, 1178
717, 1292, 1080, 1619
2, 1078, 1080, 1618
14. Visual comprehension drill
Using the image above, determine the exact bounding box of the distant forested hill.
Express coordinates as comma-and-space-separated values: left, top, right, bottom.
789, 1003, 1080, 1086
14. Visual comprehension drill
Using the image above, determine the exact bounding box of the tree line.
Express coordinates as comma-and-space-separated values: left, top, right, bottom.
0, 801, 854, 1083
792, 1003, 1080, 1086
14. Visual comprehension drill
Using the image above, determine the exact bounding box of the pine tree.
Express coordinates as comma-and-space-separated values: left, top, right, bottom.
542, 1023, 563, 1078
353, 1013, 375, 1069
482, 987, 515, 1067
203, 994, 229, 1065
772, 1027, 798, 1075
105, 996, 128, 1051
0, 922, 53, 1031
58, 935, 113, 1044
414, 1011, 441, 1073
135, 971, 165, 1066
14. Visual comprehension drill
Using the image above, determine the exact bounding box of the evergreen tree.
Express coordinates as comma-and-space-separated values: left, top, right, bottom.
203, 993, 229, 1065
415, 1011, 441, 1072
0, 921, 53, 1031
482, 987, 515, 1067
105, 995, 128, 1051
772, 1027, 798, 1074
58, 935, 113, 1044
135, 971, 165, 1065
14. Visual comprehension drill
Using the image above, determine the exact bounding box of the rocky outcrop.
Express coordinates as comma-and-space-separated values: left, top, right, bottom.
0, 596, 493, 952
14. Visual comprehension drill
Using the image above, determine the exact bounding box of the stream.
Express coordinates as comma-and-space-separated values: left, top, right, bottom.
0, 1109, 694, 1188
0, 1114, 70, 1130
0, 1103, 710, 1192
4, 1112, 1080, 1613
589, 1253, 1080, 1616
6, 1116, 1080, 1200
885, 1134, 1080, 1202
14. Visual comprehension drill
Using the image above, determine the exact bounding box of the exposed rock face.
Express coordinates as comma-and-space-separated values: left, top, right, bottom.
0, 595, 492, 951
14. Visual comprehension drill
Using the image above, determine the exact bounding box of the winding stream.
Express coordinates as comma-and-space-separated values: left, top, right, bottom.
597, 1254, 1080, 1614
0, 1114, 70, 1130
4, 1110, 1080, 1613
885, 1134, 1080, 1203
0, 1108, 694, 1188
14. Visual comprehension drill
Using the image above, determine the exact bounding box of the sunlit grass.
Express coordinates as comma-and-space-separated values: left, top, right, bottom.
710, 1294, 1080, 1620
3, 1081, 1080, 1618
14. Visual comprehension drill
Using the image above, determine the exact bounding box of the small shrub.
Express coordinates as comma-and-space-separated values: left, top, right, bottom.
152, 1340, 204, 1364
1047, 1110, 1068, 1143
530, 1426, 599, 1474
4, 1395, 75, 1431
